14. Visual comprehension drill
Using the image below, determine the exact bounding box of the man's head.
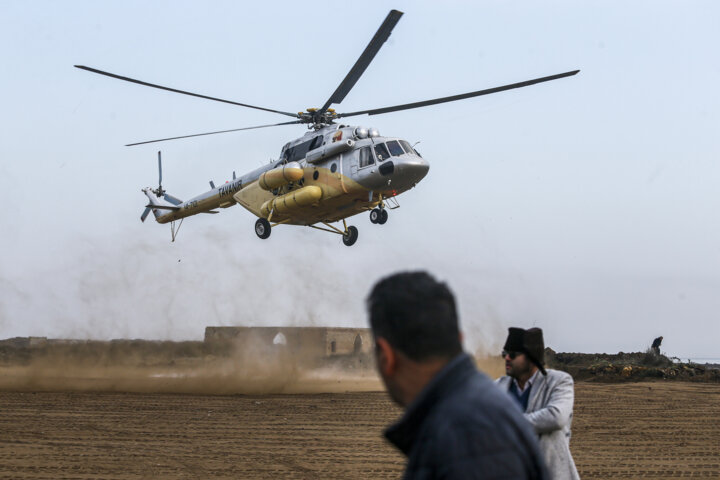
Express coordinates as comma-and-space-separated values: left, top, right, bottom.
366, 271, 463, 405
502, 327, 547, 379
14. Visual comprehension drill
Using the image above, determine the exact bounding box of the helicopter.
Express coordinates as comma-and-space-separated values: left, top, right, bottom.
75, 9, 578, 245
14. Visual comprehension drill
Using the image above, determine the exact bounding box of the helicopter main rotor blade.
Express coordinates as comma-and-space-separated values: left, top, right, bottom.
125, 120, 304, 146
337, 70, 580, 118
75, 65, 299, 118
318, 9, 403, 114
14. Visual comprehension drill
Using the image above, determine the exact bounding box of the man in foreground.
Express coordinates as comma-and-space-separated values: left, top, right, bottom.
367, 271, 547, 479
496, 327, 580, 480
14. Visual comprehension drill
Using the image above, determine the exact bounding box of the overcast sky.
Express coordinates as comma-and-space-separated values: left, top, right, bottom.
1, 1, 718, 359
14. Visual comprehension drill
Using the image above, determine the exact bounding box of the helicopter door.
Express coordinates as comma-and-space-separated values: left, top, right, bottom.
340, 152, 352, 193
349, 150, 358, 176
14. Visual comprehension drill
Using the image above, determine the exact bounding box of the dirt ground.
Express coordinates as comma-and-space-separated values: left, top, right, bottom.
0, 382, 718, 479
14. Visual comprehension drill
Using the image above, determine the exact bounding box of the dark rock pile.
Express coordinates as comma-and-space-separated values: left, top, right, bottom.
545, 348, 720, 382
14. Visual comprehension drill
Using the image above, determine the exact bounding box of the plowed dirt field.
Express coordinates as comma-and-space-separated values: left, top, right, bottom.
1, 382, 718, 479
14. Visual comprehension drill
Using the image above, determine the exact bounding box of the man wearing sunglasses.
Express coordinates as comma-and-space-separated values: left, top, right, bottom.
367, 272, 547, 479
496, 328, 580, 480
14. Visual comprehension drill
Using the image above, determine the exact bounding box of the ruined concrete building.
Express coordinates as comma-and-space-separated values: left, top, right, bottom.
204, 327, 372, 357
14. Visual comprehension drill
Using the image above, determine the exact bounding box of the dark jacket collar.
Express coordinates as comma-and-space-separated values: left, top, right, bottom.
384, 353, 476, 455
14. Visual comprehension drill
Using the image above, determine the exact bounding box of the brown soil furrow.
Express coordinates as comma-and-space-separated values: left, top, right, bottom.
0, 384, 718, 478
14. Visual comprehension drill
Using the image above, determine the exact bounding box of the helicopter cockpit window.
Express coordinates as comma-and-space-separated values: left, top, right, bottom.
358, 146, 374, 168
400, 140, 421, 157
374, 143, 390, 162
386, 140, 404, 157
399, 140, 415, 156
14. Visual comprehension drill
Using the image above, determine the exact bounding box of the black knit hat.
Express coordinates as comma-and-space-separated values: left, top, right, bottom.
503, 327, 547, 375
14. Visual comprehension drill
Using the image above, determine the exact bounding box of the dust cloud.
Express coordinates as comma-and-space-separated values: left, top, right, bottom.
0, 337, 382, 395
1, 224, 508, 356
0, 336, 504, 395
1, 216, 515, 396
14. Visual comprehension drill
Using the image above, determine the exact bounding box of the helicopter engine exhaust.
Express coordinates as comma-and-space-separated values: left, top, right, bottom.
259, 161, 304, 191
261, 186, 322, 217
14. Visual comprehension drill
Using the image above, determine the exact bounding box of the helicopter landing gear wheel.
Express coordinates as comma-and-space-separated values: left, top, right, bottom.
378, 209, 388, 225
342, 226, 359, 246
255, 218, 271, 239
369, 208, 381, 224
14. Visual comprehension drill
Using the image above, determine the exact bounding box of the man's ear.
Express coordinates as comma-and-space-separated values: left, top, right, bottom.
376, 337, 397, 377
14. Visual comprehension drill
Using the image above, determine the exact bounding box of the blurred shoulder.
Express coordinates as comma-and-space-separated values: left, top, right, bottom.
545, 369, 574, 385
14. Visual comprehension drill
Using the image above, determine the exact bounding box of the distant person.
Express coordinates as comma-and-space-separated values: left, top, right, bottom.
651, 336, 663, 355
496, 327, 580, 480
367, 271, 547, 479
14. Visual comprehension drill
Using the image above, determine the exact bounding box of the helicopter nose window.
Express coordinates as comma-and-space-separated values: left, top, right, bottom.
374, 143, 390, 162
386, 140, 405, 157
359, 146, 374, 168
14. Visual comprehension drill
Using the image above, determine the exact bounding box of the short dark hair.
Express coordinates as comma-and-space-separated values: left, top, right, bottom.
366, 271, 462, 362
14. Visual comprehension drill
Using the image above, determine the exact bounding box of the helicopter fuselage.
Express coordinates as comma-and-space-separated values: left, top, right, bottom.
145, 124, 429, 227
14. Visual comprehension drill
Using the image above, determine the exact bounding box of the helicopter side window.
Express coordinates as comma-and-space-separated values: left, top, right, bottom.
289, 145, 304, 162
386, 140, 404, 157
358, 146, 374, 168
309, 135, 323, 151
374, 143, 390, 162
289, 138, 317, 162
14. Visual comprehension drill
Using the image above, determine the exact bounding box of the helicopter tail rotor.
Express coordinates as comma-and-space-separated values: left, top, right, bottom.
141, 188, 164, 222
140, 206, 152, 223
142, 152, 184, 222
163, 193, 183, 205
152, 151, 166, 198
149, 151, 183, 203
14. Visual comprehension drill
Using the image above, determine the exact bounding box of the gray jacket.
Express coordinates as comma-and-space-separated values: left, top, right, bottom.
496, 370, 580, 480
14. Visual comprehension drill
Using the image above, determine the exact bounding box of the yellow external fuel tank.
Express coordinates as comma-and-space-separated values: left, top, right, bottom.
261, 185, 322, 217
258, 162, 304, 191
